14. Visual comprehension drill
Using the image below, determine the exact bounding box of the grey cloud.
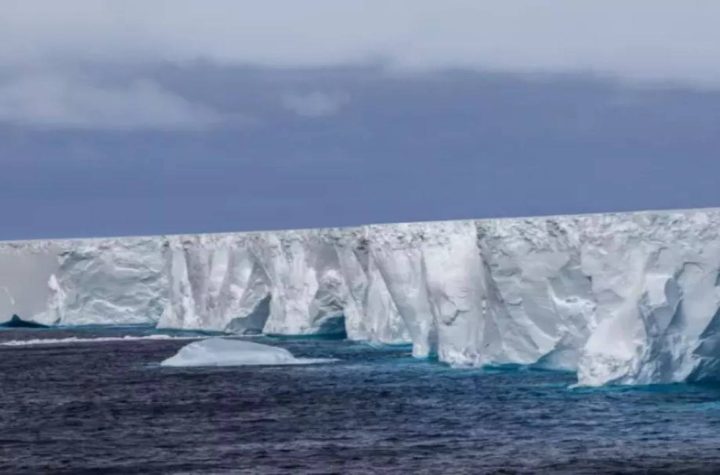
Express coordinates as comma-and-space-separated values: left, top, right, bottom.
282, 91, 349, 118
1, 1, 720, 87
0, 74, 221, 130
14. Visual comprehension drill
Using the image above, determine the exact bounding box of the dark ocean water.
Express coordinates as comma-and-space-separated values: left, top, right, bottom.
2, 327, 720, 474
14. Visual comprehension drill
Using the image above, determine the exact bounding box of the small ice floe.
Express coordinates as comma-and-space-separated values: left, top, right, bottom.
160, 338, 337, 367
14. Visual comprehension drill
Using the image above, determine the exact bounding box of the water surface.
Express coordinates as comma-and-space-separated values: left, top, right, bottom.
1, 327, 720, 474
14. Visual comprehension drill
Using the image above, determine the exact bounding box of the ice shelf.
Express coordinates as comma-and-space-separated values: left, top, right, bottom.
3, 208, 720, 385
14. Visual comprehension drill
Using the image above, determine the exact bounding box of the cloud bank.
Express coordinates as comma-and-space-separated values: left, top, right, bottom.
282, 91, 349, 118
1, 1, 719, 130
1, 1, 719, 86
0, 74, 220, 130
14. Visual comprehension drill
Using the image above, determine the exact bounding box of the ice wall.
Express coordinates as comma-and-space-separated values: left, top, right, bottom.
0, 242, 61, 325
0, 237, 166, 326
3, 208, 720, 386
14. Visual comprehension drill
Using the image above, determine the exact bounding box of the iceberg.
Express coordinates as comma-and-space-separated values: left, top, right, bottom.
160, 338, 335, 367
3, 207, 720, 385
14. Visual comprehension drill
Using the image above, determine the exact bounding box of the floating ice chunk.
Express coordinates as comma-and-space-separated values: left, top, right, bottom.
160, 338, 336, 367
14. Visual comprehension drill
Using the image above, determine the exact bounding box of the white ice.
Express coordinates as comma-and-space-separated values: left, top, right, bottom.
3, 207, 720, 385
160, 338, 336, 367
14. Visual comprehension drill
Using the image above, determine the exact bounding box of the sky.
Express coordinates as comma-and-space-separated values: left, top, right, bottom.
1, 1, 720, 239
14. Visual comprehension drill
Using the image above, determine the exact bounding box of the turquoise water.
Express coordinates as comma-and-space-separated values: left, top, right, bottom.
1, 327, 720, 473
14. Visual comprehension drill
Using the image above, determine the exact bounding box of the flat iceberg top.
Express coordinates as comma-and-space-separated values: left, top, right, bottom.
160, 338, 336, 367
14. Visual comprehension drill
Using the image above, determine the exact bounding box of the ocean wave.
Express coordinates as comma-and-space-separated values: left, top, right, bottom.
0, 334, 203, 347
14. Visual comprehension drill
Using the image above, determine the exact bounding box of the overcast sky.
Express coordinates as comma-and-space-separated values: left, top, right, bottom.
1, 1, 719, 239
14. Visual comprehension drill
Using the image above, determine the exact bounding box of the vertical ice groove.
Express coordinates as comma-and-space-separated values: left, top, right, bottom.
3, 208, 720, 385
335, 227, 410, 345
158, 234, 273, 333
416, 220, 482, 365
368, 223, 436, 357
255, 229, 346, 336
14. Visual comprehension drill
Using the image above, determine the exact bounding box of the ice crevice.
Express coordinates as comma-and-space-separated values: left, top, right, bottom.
3, 208, 720, 386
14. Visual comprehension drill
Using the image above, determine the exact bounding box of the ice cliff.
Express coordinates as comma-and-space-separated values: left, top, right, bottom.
3, 208, 720, 386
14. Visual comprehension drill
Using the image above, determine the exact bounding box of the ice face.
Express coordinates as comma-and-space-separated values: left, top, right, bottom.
160, 338, 335, 367
57, 237, 167, 325
576, 212, 720, 385
0, 246, 61, 326
157, 234, 271, 333
3, 208, 720, 385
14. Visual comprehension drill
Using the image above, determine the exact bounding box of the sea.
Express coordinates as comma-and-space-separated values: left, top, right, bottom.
2, 326, 720, 474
